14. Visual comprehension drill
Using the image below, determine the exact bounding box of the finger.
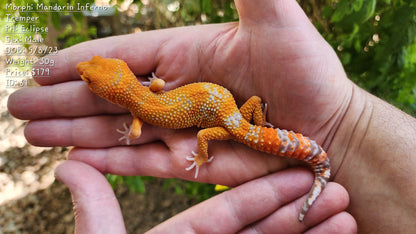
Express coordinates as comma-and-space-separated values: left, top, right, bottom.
24, 109, 286, 181
33, 24, 233, 86
67, 138, 289, 184
24, 114, 167, 147
55, 160, 126, 234
305, 212, 357, 234
241, 182, 351, 233
300, 183, 350, 225
147, 169, 319, 233
8, 81, 126, 120
68, 144, 177, 178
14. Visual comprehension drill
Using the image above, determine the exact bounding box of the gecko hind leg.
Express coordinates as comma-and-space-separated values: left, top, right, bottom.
240, 96, 274, 127
186, 127, 232, 178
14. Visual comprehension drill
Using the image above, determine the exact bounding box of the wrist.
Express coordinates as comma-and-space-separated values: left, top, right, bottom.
328, 83, 416, 231
327, 84, 372, 177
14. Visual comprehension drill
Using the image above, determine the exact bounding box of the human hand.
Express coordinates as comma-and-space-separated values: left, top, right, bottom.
8, 0, 352, 183
55, 160, 354, 233
8, 0, 358, 230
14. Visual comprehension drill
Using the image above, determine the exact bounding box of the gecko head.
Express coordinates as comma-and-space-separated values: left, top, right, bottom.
76, 56, 139, 103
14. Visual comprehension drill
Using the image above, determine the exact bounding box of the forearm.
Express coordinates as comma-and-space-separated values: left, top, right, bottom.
331, 84, 416, 232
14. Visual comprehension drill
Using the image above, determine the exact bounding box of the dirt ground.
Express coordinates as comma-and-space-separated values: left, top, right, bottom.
0, 82, 198, 233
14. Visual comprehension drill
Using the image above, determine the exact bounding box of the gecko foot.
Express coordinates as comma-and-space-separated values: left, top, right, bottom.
140, 72, 158, 86
141, 72, 165, 92
185, 151, 214, 179
116, 122, 131, 145
261, 103, 275, 128
265, 121, 274, 128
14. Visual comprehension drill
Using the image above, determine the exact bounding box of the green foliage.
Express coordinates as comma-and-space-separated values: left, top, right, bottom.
196, 0, 238, 23
106, 175, 218, 202
163, 178, 218, 202
148, 0, 237, 27
106, 174, 150, 194
1, 0, 96, 46
323, 0, 416, 115
57, 17, 97, 47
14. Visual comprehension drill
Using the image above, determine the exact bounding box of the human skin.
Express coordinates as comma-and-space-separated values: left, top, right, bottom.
7, 0, 416, 233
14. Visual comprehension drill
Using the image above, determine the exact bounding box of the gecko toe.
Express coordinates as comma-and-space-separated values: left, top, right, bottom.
185, 152, 214, 179
185, 161, 197, 170
185, 161, 199, 178
116, 122, 132, 145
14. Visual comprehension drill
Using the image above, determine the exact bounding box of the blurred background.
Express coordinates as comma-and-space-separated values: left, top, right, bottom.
0, 0, 415, 233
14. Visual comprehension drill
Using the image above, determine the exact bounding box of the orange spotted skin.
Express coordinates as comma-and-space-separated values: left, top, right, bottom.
77, 56, 330, 222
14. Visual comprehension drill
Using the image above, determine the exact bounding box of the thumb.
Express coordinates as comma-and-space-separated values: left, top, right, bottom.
235, 0, 312, 28
55, 160, 126, 234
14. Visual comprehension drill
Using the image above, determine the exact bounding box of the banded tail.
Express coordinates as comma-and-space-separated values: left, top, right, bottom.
239, 124, 331, 222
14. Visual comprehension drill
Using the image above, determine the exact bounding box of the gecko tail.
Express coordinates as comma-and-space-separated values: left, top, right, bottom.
298, 157, 331, 222
239, 126, 332, 221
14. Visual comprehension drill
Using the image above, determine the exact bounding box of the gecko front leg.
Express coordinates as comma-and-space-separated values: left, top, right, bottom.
117, 116, 143, 145
141, 72, 166, 92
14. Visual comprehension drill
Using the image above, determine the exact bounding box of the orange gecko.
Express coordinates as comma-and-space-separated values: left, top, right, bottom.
77, 56, 331, 222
